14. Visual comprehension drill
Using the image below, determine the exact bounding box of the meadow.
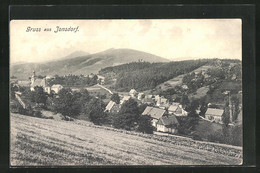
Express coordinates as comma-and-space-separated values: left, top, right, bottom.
10, 113, 242, 166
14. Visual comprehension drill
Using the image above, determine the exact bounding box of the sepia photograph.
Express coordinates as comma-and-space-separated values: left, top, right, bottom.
10, 19, 243, 166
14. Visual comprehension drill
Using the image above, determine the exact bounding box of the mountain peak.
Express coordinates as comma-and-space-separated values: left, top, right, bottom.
11, 48, 170, 79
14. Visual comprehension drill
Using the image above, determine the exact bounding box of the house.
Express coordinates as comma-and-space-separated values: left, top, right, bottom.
156, 96, 168, 106
142, 106, 166, 127
142, 98, 155, 105
120, 95, 131, 104
97, 75, 105, 84
154, 95, 160, 102
146, 94, 153, 99
51, 84, 63, 94
137, 93, 144, 100
157, 115, 179, 134
168, 103, 188, 116
168, 102, 180, 113
158, 102, 170, 110
129, 89, 137, 97
30, 71, 51, 94
105, 101, 121, 113
45, 75, 54, 80
182, 85, 189, 90
205, 108, 224, 123
89, 73, 94, 78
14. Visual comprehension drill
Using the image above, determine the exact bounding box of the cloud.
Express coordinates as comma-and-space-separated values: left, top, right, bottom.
10, 19, 241, 63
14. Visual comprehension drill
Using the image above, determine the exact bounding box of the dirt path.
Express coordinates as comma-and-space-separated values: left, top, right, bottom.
97, 84, 113, 94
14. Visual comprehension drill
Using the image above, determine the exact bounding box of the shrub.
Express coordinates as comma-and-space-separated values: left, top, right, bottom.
10, 101, 21, 113
62, 116, 74, 121
33, 110, 43, 118
137, 115, 154, 134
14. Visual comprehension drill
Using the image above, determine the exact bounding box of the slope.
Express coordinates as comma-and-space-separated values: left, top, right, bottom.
11, 113, 242, 166
10, 49, 169, 80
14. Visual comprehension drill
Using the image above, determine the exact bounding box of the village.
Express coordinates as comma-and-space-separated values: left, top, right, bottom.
105, 87, 242, 135
10, 68, 242, 145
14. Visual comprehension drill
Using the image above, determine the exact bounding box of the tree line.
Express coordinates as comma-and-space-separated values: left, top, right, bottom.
48, 74, 98, 87
100, 60, 210, 91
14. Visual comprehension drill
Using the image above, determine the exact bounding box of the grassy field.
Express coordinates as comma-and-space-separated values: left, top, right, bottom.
10, 113, 242, 166
191, 86, 210, 99
155, 65, 214, 91
193, 119, 223, 140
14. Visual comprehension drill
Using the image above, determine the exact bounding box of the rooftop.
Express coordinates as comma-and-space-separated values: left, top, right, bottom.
205, 108, 224, 117
168, 102, 180, 112
142, 106, 166, 119
105, 101, 116, 111
157, 115, 179, 126
129, 89, 137, 94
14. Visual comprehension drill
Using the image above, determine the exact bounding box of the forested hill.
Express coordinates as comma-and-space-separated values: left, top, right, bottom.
99, 59, 211, 91
11, 49, 169, 80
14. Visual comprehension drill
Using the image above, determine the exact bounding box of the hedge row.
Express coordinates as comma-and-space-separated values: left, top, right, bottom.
74, 120, 242, 159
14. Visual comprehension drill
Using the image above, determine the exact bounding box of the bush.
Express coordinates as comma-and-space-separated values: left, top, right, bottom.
113, 99, 140, 130
10, 101, 21, 113
62, 116, 74, 121
137, 115, 154, 134
206, 125, 242, 146
33, 110, 43, 118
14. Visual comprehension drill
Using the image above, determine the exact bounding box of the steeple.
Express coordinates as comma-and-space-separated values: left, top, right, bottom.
31, 70, 36, 85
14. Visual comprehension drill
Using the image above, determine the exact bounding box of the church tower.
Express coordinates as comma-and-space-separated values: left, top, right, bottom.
31, 70, 36, 85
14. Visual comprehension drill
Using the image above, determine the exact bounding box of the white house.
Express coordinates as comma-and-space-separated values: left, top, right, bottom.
105, 101, 121, 113
129, 89, 137, 98
51, 84, 63, 94
97, 75, 105, 84
156, 115, 179, 134
182, 85, 189, 90
137, 93, 144, 100
205, 108, 224, 123
156, 96, 168, 107
120, 95, 131, 104
168, 103, 188, 116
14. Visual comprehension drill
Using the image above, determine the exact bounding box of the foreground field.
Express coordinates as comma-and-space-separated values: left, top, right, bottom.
10, 113, 242, 166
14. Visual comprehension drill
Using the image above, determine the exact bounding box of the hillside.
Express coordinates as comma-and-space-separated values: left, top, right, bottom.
155, 65, 214, 91
10, 49, 169, 80
99, 59, 211, 91
11, 113, 242, 166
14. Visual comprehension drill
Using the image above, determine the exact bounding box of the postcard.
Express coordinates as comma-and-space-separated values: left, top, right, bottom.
10, 19, 243, 166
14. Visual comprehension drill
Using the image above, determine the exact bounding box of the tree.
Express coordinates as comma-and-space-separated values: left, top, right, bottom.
138, 103, 148, 115
33, 86, 48, 106
83, 98, 107, 125
76, 89, 91, 107
113, 98, 140, 130
90, 75, 98, 85
37, 75, 45, 79
199, 99, 208, 117
137, 115, 154, 134
187, 99, 199, 117
10, 84, 19, 100
110, 93, 120, 104
53, 88, 81, 118
231, 95, 240, 122
222, 100, 230, 126
180, 94, 190, 108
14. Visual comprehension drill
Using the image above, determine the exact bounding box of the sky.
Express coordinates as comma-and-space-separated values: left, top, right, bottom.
10, 19, 241, 64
